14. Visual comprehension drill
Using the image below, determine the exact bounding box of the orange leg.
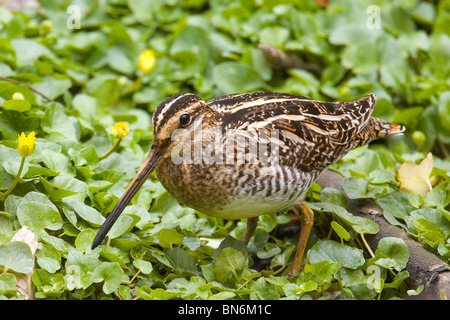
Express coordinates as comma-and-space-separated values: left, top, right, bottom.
289, 203, 314, 275
242, 217, 258, 246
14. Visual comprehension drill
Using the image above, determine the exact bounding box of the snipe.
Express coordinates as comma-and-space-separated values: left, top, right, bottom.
92, 92, 404, 275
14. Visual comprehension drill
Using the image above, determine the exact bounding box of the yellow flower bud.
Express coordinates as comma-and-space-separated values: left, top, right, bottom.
12, 92, 25, 100
111, 122, 129, 138
138, 49, 156, 73
17, 131, 36, 158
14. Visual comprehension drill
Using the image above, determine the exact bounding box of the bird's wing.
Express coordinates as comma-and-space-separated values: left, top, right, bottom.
209, 92, 376, 171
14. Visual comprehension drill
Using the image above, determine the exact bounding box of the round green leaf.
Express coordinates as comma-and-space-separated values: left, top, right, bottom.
375, 237, 409, 271
0, 241, 33, 274
308, 240, 365, 269
157, 228, 184, 248
17, 201, 63, 236
133, 259, 153, 274
93, 262, 123, 295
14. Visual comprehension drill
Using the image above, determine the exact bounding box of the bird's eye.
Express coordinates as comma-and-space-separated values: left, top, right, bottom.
179, 114, 191, 127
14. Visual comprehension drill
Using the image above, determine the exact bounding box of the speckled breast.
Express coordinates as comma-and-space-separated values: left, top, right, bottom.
155, 157, 316, 220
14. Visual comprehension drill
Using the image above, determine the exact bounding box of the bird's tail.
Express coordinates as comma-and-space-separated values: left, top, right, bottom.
387, 123, 406, 135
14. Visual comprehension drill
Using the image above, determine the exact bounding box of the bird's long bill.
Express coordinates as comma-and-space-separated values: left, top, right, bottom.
92, 147, 161, 249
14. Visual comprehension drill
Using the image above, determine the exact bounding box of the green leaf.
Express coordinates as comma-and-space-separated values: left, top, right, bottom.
133, 259, 153, 274
438, 91, 450, 128
75, 229, 97, 253
99, 245, 130, 266
157, 228, 184, 248
32, 76, 72, 100
343, 177, 370, 199
40, 150, 72, 175
214, 235, 248, 261
10, 38, 55, 67
0, 165, 14, 191
52, 175, 88, 202
258, 26, 289, 46
256, 242, 281, 259
166, 247, 198, 275
308, 240, 365, 269
170, 26, 209, 76
108, 214, 140, 239
0, 273, 17, 295
93, 262, 123, 294
32, 269, 65, 298
2, 99, 31, 112
41, 103, 77, 140
315, 202, 379, 235
37, 257, 60, 273
135, 286, 180, 300
304, 260, 341, 284
128, 0, 158, 25
0, 241, 33, 274
375, 237, 409, 271
321, 187, 348, 208
250, 277, 280, 300
214, 247, 246, 284
39, 176, 78, 201
377, 192, 415, 227
409, 208, 450, 231
183, 237, 201, 251
207, 291, 236, 300
65, 247, 100, 275
119, 285, 134, 300
411, 218, 446, 245
70, 145, 99, 169
331, 221, 351, 240
407, 284, 424, 296
17, 201, 63, 236
423, 182, 450, 209
213, 62, 264, 94
64, 200, 105, 227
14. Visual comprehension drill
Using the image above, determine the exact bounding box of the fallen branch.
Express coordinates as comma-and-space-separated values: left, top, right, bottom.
316, 170, 450, 300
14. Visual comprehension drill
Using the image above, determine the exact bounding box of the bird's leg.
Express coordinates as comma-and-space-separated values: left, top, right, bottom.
242, 217, 258, 246
289, 203, 314, 275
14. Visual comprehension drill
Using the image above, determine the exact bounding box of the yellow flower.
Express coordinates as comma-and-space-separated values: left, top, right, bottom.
111, 122, 129, 138
17, 131, 36, 158
138, 49, 156, 73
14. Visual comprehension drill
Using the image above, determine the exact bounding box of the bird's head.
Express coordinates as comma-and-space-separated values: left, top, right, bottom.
92, 93, 207, 249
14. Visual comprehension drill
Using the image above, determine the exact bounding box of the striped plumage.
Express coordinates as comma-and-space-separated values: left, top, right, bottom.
92, 91, 404, 274
154, 92, 402, 218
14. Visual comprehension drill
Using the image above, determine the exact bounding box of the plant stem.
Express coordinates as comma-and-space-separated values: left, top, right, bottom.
0, 75, 54, 102
360, 234, 375, 258
130, 270, 141, 284
272, 264, 287, 276
3, 157, 25, 198
236, 278, 250, 291
99, 138, 122, 160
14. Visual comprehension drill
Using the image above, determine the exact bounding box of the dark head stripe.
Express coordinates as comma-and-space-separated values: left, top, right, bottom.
152, 93, 203, 129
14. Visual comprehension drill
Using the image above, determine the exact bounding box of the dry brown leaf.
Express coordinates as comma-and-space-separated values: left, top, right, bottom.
11, 226, 37, 300
397, 153, 434, 197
